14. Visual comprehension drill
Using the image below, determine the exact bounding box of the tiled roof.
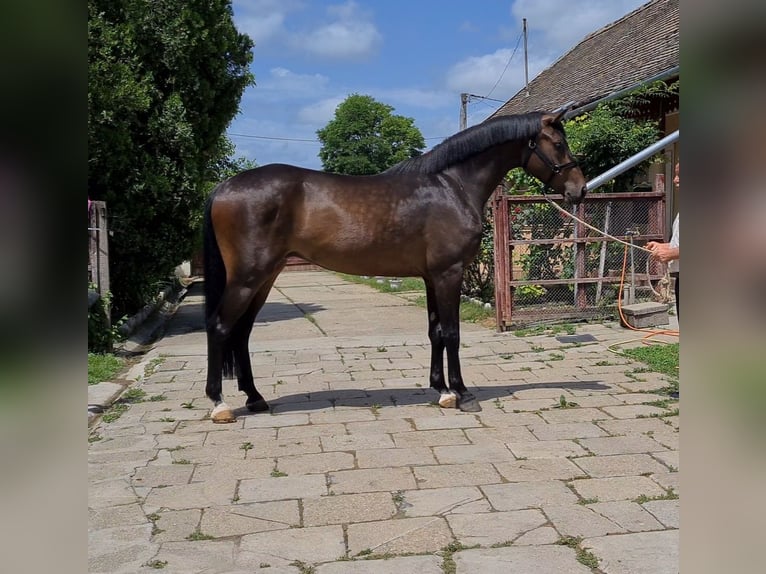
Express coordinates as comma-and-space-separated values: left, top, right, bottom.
490, 0, 679, 118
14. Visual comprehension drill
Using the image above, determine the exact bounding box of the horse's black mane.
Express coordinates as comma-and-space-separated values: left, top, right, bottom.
385, 112, 554, 175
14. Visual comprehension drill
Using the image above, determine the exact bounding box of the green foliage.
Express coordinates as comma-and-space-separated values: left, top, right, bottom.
88, 289, 126, 352
515, 284, 547, 304
317, 94, 425, 174
462, 207, 495, 302
87, 353, 125, 385
565, 99, 662, 191
88, 0, 254, 316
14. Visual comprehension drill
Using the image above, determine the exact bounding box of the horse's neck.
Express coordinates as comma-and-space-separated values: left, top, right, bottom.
447, 141, 525, 209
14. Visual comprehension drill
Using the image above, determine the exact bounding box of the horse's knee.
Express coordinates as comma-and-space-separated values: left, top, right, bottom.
441, 328, 460, 349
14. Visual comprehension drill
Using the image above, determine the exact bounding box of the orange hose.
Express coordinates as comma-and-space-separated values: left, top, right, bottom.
615, 243, 679, 345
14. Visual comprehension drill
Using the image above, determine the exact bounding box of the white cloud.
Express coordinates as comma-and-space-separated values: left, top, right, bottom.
291, 1, 382, 59
297, 97, 346, 125
232, 0, 303, 46
236, 13, 285, 45
511, 0, 646, 58
372, 88, 453, 110
242, 68, 331, 106
267, 68, 330, 95
446, 48, 548, 99
445, 1, 644, 100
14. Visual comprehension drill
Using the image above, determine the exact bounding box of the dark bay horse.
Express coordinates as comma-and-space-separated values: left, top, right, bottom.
203, 110, 586, 422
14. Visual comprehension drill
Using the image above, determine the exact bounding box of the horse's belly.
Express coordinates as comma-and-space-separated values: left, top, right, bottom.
295, 237, 425, 277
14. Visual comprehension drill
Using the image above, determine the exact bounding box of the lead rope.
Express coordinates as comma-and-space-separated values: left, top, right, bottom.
541, 196, 671, 302
540, 195, 679, 348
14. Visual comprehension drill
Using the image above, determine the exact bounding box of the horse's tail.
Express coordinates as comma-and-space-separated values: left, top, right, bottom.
203, 191, 236, 379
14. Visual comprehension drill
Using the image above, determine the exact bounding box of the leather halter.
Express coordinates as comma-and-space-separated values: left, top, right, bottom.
521, 132, 579, 188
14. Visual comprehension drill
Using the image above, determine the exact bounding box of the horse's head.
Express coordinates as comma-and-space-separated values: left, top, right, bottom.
523, 110, 587, 204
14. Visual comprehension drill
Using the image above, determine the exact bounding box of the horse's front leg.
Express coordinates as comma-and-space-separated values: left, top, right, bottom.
425, 282, 456, 408
432, 266, 482, 413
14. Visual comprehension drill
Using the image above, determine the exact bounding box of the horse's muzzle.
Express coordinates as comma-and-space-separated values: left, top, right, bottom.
564, 185, 587, 205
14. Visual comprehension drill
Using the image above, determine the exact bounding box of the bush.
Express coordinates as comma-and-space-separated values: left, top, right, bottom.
88, 289, 124, 353
462, 207, 495, 303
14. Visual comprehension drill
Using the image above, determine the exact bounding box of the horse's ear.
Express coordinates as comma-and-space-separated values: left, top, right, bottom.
542, 109, 567, 126
543, 106, 568, 125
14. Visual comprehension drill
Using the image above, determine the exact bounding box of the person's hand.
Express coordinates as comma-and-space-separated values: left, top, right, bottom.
646, 241, 678, 263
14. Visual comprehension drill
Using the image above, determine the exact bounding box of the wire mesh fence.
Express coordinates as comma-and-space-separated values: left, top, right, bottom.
493, 187, 669, 329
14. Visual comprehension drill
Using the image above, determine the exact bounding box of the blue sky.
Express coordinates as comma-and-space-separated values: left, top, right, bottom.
229, 0, 646, 170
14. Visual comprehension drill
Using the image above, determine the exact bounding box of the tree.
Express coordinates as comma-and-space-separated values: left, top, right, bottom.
88, 0, 254, 315
317, 94, 425, 174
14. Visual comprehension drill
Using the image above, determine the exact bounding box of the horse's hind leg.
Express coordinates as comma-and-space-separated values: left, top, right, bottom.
205, 278, 260, 422
232, 269, 282, 413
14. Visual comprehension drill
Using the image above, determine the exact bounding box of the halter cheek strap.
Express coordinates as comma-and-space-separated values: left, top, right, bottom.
522, 137, 579, 189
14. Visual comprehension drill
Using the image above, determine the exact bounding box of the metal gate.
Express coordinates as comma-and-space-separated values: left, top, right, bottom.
492, 177, 668, 330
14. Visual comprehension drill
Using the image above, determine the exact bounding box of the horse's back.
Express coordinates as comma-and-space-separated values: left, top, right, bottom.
215, 163, 312, 197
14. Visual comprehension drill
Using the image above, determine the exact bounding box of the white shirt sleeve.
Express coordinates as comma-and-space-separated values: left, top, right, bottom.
668, 214, 679, 273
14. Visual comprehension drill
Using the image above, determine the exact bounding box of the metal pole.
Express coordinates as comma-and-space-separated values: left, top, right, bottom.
564, 66, 679, 121
523, 18, 529, 96
460, 93, 468, 131
629, 233, 636, 305
586, 130, 679, 192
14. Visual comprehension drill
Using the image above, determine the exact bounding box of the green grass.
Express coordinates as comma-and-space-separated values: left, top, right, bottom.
411, 295, 495, 324
622, 343, 679, 378
101, 402, 128, 423
339, 273, 426, 293
458, 301, 494, 323
121, 388, 147, 403
88, 353, 125, 385
186, 530, 215, 541
556, 536, 600, 569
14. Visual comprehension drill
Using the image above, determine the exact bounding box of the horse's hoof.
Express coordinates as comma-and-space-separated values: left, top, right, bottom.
458, 393, 482, 412
246, 398, 269, 413
211, 402, 237, 423
438, 391, 458, 409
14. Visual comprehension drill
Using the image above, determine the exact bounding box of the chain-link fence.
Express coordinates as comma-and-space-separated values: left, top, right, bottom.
493, 187, 669, 329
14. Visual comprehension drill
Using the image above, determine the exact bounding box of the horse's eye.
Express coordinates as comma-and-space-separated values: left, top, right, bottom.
554, 141, 564, 150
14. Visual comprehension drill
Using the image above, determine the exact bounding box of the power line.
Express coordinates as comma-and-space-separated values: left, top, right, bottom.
228, 133, 317, 142
227, 132, 449, 143
484, 31, 523, 100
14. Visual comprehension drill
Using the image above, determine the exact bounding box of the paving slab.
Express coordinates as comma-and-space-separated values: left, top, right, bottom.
346, 516, 453, 555
239, 525, 346, 565
315, 555, 443, 574
447, 509, 547, 546
302, 492, 397, 526
583, 530, 679, 574
482, 480, 578, 511
453, 545, 592, 573
397, 486, 490, 517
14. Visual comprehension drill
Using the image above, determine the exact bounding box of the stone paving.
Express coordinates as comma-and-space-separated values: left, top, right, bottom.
88, 271, 680, 573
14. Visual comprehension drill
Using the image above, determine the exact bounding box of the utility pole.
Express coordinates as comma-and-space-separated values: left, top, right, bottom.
460, 93, 468, 130
523, 18, 530, 96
